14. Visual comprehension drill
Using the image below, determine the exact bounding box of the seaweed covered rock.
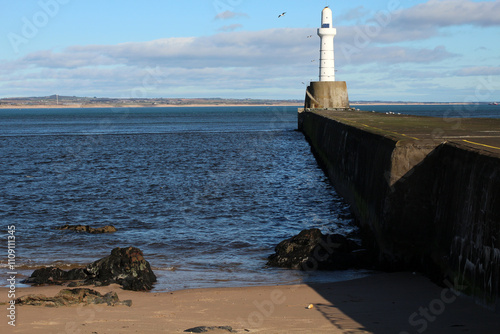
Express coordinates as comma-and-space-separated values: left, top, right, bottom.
85, 247, 157, 291
56, 224, 117, 233
267, 228, 365, 271
15, 288, 132, 307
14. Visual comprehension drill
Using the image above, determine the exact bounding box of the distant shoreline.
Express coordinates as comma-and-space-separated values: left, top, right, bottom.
0, 103, 302, 109
0, 102, 486, 109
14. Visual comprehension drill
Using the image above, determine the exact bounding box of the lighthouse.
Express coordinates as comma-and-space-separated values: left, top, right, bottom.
302, 6, 350, 110
317, 6, 336, 81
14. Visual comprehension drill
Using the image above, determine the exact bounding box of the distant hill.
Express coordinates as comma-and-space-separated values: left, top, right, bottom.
0, 96, 302, 107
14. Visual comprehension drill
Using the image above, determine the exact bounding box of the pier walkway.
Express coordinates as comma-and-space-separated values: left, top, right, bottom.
309, 109, 500, 155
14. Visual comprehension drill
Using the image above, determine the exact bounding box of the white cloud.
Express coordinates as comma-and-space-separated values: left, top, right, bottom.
15, 29, 317, 69
394, 0, 500, 28
0, 28, 318, 97
337, 42, 457, 65
455, 66, 500, 76
214, 10, 248, 20
336, 0, 500, 46
337, 25, 437, 45
22, 49, 117, 68
336, 6, 370, 22
11, 26, 458, 74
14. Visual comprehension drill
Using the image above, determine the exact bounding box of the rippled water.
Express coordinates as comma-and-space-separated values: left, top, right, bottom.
0, 106, 367, 291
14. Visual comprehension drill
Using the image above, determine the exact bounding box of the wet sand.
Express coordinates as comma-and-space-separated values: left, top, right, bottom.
1, 272, 499, 333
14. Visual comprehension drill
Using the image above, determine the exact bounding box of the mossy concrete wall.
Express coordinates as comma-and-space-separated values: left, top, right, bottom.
299, 109, 500, 311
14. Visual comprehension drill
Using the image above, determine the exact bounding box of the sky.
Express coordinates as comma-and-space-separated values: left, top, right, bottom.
1, 0, 499, 102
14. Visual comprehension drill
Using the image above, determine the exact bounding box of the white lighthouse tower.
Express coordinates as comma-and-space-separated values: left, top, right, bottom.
317, 6, 336, 82
303, 6, 350, 110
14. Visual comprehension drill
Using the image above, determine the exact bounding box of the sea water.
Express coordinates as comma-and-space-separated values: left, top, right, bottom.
1, 104, 498, 291
0, 106, 366, 291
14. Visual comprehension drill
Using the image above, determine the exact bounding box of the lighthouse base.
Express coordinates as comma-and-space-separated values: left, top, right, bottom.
304, 81, 350, 109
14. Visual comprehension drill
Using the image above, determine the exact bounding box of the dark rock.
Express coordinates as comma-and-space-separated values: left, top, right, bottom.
56, 224, 117, 234
66, 268, 88, 280
23, 267, 67, 285
85, 247, 157, 291
15, 288, 132, 307
23, 247, 156, 291
23, 267, 88, 285
184, 326, 237, 333
267, 228, 365, 271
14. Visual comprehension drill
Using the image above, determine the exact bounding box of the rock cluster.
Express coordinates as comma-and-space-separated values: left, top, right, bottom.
56, 224, 117, 233
15, 288, 132, 307
24, 247, 156, 291
267, 228, 367, 271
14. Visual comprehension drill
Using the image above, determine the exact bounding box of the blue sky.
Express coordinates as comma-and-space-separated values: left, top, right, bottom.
1, 0, 499, 102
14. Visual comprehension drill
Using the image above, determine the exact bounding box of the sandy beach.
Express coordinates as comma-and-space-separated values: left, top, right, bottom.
1, 272, 499, 334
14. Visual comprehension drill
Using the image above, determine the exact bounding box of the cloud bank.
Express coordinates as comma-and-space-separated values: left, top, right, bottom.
2, 0, 500, 100
394, 0, 500, 28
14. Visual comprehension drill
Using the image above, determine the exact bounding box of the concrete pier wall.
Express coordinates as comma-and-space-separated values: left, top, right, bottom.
299, 109, 500, 311
304, 81, 350, 109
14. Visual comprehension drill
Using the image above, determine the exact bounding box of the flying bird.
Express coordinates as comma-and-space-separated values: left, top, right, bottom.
278, 12, 286, 18
306, 35, 312, 38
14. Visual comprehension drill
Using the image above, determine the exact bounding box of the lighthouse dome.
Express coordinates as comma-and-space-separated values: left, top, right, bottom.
321, 7, 333, 28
